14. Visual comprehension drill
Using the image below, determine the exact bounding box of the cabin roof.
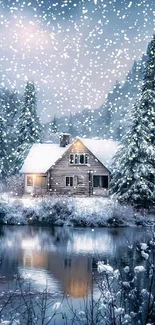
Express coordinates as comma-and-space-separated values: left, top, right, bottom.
21, 143, 71, 174
21, 138, 118, 174
78, 138, 118, 169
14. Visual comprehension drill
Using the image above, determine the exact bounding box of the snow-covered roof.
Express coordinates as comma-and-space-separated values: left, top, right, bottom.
21, 138, 118, 174
78, 138, 118, 169
21, 143, 71, 174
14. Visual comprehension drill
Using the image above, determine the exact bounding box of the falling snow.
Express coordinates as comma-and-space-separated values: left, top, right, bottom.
0, 3, 154, 325
0, 0, 154, 121
0, 1, 154, 204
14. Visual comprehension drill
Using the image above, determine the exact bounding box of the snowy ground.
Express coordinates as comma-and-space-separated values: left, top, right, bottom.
0, 194, 154, 227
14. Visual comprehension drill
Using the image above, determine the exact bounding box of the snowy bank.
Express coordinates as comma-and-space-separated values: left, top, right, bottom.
0, 196, 154, 227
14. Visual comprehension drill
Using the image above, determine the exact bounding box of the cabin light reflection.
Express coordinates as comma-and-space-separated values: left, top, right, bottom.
71, 237, 95, 252
20, 268, 59, 291
22, 270, 49, 285
22, 237, 40, 250
67, 233, 111, 254
7, 240, 13, 247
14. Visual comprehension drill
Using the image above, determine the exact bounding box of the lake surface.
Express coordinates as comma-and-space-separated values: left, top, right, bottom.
0, 225, 154, 324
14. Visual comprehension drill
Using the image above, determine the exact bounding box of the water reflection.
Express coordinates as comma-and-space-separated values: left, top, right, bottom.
0, 226, 152, 299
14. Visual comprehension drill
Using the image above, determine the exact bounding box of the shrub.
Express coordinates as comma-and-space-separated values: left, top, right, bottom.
0, 202, 7, 224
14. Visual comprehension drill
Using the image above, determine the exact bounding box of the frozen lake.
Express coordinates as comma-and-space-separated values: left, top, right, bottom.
0, 225, 154, 324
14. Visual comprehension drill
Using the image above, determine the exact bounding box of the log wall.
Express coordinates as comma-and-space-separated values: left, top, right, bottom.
48, 139, 110, 196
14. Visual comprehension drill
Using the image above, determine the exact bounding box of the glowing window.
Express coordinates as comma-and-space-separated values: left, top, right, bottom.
27, 176, 33, 186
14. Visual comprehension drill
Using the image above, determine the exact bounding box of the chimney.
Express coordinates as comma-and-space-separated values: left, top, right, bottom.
60, 133, 71, 147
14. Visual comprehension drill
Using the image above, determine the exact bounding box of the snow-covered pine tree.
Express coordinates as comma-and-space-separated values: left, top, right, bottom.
15, 81, 42, 170
110, 101, 155, 208
111, 35, 155, 208
104, 80, 122, 139
68, 113, 77, 136
42, 115, 60, 143
0, 88, 22, 176
0, 116, 8, 180
51, 115, 58, 133
140, 34, 155, 145
6, 90, 21, 175
2, 89, 20, 127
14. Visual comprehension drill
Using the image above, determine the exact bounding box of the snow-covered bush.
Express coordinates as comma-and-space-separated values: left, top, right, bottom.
0, 175, 24, 197
38, 197, 75, 225
0, 201, 7, 224
93, 235, 155, 325
6, 175, 24, 196
23, 205, 40, 224
0, 196, 153, 226
4, 200, 27, 225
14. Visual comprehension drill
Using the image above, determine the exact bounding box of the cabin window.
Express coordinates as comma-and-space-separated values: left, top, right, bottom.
69, 153, 88, 165
75, 154, 79, 164
66, 176, 73, 187
93, 175, 100, 187
93, 175, 108, 189
80, 154, 84, 164
27, 176, 33, 186
85, 154, 88, 164
70, 154, 74, 164
102, 176, 108, 188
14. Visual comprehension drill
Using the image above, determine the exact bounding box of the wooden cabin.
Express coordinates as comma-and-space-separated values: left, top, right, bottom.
21, 134, 118, 196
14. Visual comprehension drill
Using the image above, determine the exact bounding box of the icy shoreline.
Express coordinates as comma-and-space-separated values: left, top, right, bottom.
0, 195, 154, 227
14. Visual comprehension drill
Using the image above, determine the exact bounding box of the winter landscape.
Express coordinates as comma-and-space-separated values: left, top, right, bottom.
0, 0, 155, 324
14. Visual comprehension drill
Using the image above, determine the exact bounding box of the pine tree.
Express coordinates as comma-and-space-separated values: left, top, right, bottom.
6, 90, 21, 175
139, 34, 155, 145
15, 81, 42, 170
0, 116, 8, 180
18, 81, 42, 144
68, 113, 77, 136
110, 102, 154, 208
111, 35, 155, 208
0, 88, 22, 176
3, 89, 20, 127
51, 115, 58, 133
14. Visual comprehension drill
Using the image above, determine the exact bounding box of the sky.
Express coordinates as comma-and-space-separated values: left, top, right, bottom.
0, 0, 154, 122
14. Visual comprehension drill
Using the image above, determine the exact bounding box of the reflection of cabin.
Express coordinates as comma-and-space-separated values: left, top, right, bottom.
23, 252, 48, 268
21, 134, 118, 196
23, 250, 92, 298
48, 253, 92, 298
